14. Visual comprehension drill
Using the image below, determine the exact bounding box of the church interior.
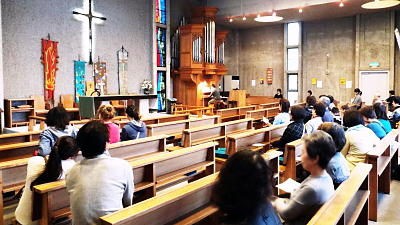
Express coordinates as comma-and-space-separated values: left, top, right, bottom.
1, 0, 400, 224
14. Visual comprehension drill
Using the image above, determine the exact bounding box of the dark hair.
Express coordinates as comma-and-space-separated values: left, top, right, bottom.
30, 136, 79, 190
318, 123, 346, 152
126, 105, 140, 121
373, 103, 388, 120
319, 94, 327, 99
290, 105, 306, 122
211, 84, 216, 88
303, 131, 336, 169
354, 88, 362, 95
306, 95, 317, 106
77, 120, 110, 158
313, 102, 326, 117
331, 107, 339, 114
45, 107, 70, 130
307, 90, 312, 95
212, 150, 274, 223
277, 88, 282, 93
389, 90, 395, 95
343, 109, 364, 127
327, 95, 334, 104
97, 104, 116, 121
393, 96, 400, 104
280, 98, 290, 113
359, 106, 377, 119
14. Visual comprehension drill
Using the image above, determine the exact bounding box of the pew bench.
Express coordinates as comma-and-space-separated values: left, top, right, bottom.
259, 102, 280, 109
173, 106, 214, 116
225, 123, 287, 155
115, 114, 192, 128
32, 142, 217, 225
245, 107, 280, 129
178, 118, 253, 150
280, 139, 304, 183
0, 141, 39, 163
308, 163, 372, 225
99, 150, 282, 225
0, 130, 41, 145
366, 128, 399, 221
216, 105, 256, 123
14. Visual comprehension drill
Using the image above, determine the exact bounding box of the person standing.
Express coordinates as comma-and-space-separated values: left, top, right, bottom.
352, 88, 362, 110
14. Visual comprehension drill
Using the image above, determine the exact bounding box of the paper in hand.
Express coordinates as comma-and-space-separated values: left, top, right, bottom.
276, 178, 301, 193
263, 116, 270, 124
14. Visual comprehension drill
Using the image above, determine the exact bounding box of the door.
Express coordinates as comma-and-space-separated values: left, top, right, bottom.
359, 71, 389, 106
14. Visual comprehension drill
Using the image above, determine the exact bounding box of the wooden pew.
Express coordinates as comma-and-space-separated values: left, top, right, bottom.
0, 158, 30, 225
32, 142, 217, 225
225, 123, 287, 155
245, 96, 276, 107
180, 118, 254, 149
308, 163, 372, 225
115, 114, 191, 128
0, 141, 39, 163
0, 130, 41, 145
281, 139, 303, 183
366, 128, 399, 221
245, 107, 280, 129
28, 116, 91, 131
147, 116, 219, 137
99, 150, 282, 225
173, 106, 214, 116
216, 105, 256, 123
259, 102, 280, 109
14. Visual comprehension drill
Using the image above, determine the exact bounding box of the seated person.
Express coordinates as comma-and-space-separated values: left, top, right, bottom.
331, 107, 342, 124
388, 96, 400, 120
208, 84, 221, 106
272, 105, 306, 152
373, 103, 392, 133
15, 136, 79, 225
318, 123, 350, 188
304, 102, 325, 134
327, 95, 336, 111
66, 120, 134, 225
318, 96, 334, 122
97, 104, 120, 144
274, 88, 283, 99
212, 150, 282, 225
341, 109, 380, 170
359, 106, 386, 139
273, 98, 291, 125
272, 131, 336, 224
38, 107, 77, 156
121, 105, 147, 141
304, 95, 316, 123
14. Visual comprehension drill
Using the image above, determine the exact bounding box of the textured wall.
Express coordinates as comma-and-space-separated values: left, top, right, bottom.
302, 17, 356, 103
2, 0, 152, 103
238, 25, 285, 96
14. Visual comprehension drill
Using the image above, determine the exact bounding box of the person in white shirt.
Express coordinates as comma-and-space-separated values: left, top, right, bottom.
305, 102, 325, 134
273, 98, 291, 125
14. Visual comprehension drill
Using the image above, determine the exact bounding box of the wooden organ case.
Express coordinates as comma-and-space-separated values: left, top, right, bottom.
172, 7, 229, 106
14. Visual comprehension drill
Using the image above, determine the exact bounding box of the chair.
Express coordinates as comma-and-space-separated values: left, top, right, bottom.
108, 93, 126, 116
30, 95, 49, 116
59, 95, 80, 120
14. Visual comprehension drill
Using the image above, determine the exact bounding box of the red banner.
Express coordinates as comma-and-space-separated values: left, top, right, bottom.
41, 39, 59, 105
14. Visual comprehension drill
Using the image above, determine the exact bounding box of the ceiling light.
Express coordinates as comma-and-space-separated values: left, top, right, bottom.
299, 7, 303, 13
229, 18, 233, 22
362, 0, 400, 9
339, 1, 344, 7
254, 15, 283, 22
257, 14, 261, 18
243, 16, 246, 20
272, 11, 277, 17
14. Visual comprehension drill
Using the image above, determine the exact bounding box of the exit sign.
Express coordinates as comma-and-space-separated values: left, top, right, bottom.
370, 62, 379, 67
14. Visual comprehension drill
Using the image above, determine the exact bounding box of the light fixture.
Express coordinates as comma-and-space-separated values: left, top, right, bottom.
229, 18, 233, 22
339, 1, 344, 7
257, 14, 261, 18
254, 11, 283, 22
243, 16, 246, 20
272, 11, 277, 17
362, 0, 400, 9
299, 7, 303, 13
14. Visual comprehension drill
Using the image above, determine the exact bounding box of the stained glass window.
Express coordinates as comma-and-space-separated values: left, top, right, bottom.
157, 27, 166, 67
157, 71, 166, 111
156, 0, 166, 24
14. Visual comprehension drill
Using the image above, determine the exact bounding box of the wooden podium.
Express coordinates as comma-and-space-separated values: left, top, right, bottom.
79, 95, 158, 119
228, 90, 246, 107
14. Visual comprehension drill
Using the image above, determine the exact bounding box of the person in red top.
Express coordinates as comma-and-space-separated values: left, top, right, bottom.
97, 104, 120, 143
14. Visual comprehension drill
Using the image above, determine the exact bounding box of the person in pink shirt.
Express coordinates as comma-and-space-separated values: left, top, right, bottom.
97, 104, 120, 143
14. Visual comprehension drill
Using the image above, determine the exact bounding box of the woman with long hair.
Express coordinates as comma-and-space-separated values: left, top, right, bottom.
373, 102, 392, 133
359, 106, 387, 139
15, 136, 79, 225
212, 150, 282, 225
97, 104, 120, 143
38, 106, 77, 156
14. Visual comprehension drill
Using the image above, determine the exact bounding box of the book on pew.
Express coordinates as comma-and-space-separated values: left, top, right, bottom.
276, 178, 301, 193
216, 148, 228, 159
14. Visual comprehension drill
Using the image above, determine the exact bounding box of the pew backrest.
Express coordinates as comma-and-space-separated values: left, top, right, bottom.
0, 130, 41, 145
281, 139, 304, 182
116, 114, 191, 128
245, 107, 280, 121
308, 163, 372, 225
216, 106, 256, 123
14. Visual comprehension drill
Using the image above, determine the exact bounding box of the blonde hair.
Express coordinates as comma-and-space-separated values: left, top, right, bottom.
97, 104, 116, 121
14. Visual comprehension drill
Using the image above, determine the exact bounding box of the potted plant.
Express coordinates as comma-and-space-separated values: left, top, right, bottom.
141, 79, 153, 95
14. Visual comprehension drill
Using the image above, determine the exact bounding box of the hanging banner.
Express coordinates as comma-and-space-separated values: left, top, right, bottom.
93, 61, 107, 95
266, 68, 273, 84
117, 47, 128, 95
41, 38, 59, 106
74, 61, 86, 103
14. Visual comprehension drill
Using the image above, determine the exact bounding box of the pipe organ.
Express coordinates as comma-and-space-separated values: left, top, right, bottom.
172, 7, 229, 106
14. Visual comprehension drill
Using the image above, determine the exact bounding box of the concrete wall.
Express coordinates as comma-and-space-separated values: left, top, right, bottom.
302, 17, 356, 103
2, 0, 152, 103
237, 24, 285, 96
